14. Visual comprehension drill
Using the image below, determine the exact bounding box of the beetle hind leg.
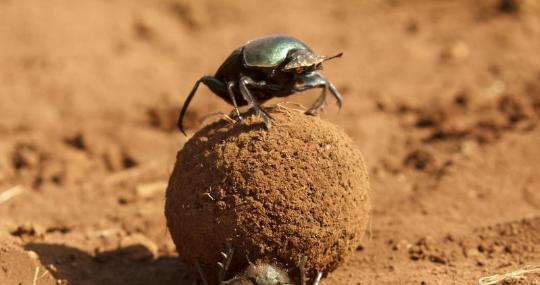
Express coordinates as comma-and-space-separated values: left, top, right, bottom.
298, 256, 307, 285
178, 75, 227, 135
312, 272, 323, 285
195, 260, 209, 285
217, 243, 234, 284
297, 256, 324, 285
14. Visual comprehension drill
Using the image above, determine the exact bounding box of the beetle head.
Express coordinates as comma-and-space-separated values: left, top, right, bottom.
283, 49, 343, 73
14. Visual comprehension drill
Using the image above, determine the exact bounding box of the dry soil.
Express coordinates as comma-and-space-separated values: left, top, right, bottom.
1, 0, 540, 284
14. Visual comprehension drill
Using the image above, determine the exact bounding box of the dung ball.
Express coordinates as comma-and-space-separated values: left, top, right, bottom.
165, 109, 370, 284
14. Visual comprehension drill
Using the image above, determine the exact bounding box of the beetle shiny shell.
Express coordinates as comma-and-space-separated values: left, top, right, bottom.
177, 35, 344, 135
243, 35, 312, 68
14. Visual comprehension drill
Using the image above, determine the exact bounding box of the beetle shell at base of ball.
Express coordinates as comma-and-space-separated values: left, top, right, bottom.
223, 261, 291, 285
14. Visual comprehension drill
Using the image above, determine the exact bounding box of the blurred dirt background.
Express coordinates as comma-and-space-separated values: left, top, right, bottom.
1, 0, 540, 284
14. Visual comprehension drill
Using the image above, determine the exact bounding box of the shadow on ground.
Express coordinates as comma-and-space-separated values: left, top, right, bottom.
26, 243, 195, 285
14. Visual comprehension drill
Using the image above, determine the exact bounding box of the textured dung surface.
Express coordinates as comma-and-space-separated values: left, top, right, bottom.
165, 110, 371, 283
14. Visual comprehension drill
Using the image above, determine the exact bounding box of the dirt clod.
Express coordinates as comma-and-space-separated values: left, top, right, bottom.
0, 238, 55, 285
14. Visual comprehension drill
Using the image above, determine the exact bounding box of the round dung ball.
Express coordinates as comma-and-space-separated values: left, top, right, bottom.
165, 109, 370, 284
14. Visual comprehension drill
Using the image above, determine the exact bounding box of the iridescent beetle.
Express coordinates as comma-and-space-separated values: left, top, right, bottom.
178, 35, 343, 135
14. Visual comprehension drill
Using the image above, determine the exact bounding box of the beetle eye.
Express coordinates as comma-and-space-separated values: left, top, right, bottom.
296, 78, 305, 85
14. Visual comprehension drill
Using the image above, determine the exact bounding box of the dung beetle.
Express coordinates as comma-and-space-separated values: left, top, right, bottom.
196, 246, 323, 285
178, 35, 343, 135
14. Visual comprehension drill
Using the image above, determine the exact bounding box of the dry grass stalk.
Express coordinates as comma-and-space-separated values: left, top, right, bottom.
275, 101, 307, 114
136, 181, 168, 198
201, 111, 237, 125
478, 266, 540, 285
32, 266, 49, 285
0, 185, 25, 205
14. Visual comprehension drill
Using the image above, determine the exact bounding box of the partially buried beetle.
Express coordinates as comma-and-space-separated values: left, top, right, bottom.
196, 245, 323, 285
178, 35, 343, 135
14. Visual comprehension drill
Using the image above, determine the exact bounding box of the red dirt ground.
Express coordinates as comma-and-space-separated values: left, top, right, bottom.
0, 0, 539, 284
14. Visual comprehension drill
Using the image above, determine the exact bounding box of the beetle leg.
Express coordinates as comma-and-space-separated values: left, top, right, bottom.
312, 272, 323, 285
297, 257, 323, 285
178, 76, 227, 135
298, 256, 307, 285
294, 71, 343, 115
327, 80, 343, 110
239, 76, 273, 128
306, 85, 328, 116
226, 81, 243, 120
217, 244, 234, 284
195, 260, 209, 285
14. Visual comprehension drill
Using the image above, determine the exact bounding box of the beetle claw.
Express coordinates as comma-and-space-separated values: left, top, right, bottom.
255, 107, 273, 129
306, 87, 328, 116
229, 109, 244, 121
305, 102, 326, 116
305, 109, 321, 116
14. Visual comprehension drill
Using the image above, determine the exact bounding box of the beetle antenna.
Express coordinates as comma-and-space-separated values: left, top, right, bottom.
323, 52, 343, 62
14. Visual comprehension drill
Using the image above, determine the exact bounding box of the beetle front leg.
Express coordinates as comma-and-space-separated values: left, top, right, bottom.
294, 71, 343, 115
239, 76, 273, 128
311, 72, 343, 111
327, 80, 343, 110
305, 85, 328, 116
